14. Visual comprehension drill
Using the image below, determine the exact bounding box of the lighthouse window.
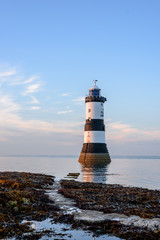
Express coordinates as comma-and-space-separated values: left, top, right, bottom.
89, 89, 100, 96
100, 110, 104, 117
88, 109, 91, 113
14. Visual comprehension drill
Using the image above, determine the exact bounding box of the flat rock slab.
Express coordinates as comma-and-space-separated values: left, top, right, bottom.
74, 211, 127, 222
48, 181, 160, 230
74, 211, 160, 230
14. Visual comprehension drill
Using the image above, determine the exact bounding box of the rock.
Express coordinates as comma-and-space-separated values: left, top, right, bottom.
0, 171, 57, 239
67, 173, 80, 177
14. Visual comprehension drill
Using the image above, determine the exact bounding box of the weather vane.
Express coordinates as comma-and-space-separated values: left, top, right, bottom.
93, 80, 98, 85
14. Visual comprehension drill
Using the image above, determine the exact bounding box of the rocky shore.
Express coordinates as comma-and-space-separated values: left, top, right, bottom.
60, 180, 160, 219
59, 180, 160, 239
0, 171, 160, 239
0, 172, 59, 239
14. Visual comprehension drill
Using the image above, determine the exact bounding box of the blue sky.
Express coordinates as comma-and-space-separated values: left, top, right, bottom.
0, 0, 160, 156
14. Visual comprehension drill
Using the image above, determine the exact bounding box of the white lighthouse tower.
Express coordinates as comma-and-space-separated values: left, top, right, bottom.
78, 80, 111, 164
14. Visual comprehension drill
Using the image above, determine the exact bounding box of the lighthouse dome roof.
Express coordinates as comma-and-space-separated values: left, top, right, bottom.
89, 80, 101, 90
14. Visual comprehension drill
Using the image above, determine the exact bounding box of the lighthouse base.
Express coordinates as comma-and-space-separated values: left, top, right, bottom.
78, 152, 111, 164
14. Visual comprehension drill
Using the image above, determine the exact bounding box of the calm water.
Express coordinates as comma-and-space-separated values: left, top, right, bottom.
0, 155, 159, 190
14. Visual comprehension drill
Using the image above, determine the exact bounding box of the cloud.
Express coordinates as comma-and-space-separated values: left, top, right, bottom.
10, 75, 38, 86
29, 106, 41, 110
0, 66, 41, 94
0, 66, 39, 89
23, 76, 38, 84
72, 97, 85, 102
0, 91, 80, 143
0, 94, 20, 112
30, 96, 40, 104
0, 69, 17, 77
0, 93, 22, 137
22, 83, 42, 96
61, 93, 69, 96
57, 110, 73, 114
106, 121, 160, 142
17, 119, 82, 135
0, 137, 7, 141
72, 97, 85, 105
0, 105, 78, 143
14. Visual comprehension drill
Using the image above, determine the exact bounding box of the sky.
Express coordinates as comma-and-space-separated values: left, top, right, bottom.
0, 0, 160, 156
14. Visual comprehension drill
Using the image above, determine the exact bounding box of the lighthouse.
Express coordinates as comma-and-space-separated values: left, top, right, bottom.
78, 80, 111, 164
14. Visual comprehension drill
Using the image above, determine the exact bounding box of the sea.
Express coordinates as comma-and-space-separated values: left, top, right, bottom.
1, 155, 160, 240
0, 155, 159, 190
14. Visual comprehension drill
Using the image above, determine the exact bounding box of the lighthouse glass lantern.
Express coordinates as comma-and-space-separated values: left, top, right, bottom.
78, 80, 111, 164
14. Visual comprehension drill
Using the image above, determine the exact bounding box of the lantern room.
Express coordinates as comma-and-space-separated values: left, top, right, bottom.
89, 80, 101, 97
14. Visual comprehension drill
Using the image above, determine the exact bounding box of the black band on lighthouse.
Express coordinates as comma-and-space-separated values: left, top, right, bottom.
85, 119, 105, 131
81, 143, 109, 153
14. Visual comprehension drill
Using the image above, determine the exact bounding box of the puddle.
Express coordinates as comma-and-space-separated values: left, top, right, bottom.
23, 218, 121, 240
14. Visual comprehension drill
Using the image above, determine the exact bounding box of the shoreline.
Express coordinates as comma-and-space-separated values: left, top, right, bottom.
0, 171, 159, 239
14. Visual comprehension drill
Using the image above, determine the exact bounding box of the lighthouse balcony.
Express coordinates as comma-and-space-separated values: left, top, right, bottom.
85, 96, 106, 103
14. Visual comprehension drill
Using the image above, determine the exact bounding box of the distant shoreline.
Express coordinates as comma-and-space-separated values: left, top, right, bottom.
0, 155, 160, 159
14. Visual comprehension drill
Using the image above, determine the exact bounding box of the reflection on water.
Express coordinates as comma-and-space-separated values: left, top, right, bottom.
0, 156, 159, 189
80, 162, 110, 183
